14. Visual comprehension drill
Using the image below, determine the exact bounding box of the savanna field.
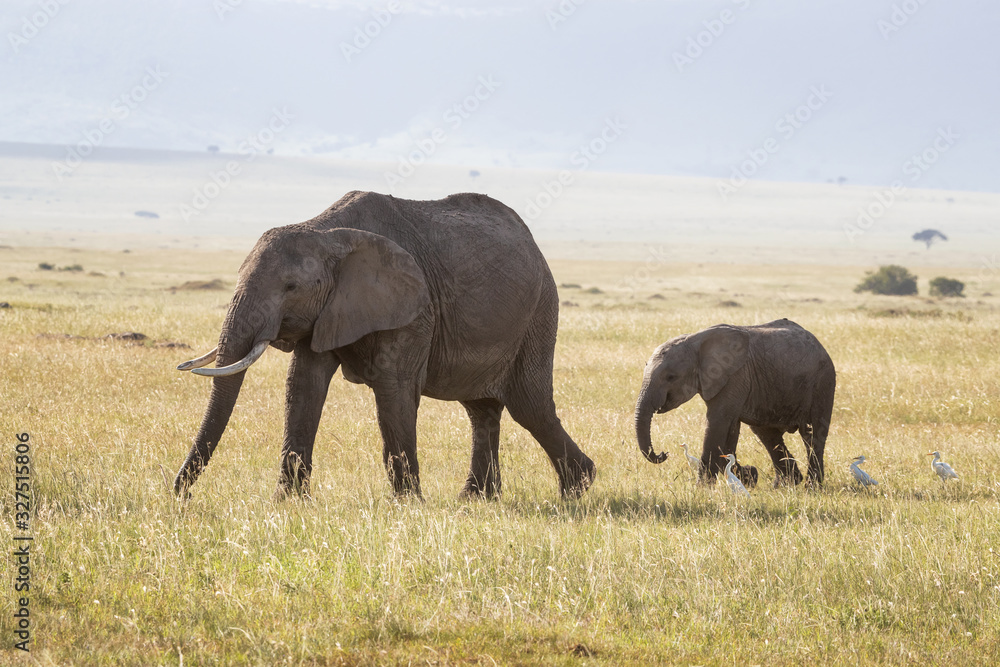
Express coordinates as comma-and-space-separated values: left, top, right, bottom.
2, 245, 999, 665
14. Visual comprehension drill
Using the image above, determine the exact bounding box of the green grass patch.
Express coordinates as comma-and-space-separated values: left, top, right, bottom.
1, 248, 999, 664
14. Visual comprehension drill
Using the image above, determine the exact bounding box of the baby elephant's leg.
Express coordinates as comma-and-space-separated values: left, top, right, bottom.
750, 425, 803, 487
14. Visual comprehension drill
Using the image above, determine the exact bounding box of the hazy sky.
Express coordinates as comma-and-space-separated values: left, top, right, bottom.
2, 0, 997, 191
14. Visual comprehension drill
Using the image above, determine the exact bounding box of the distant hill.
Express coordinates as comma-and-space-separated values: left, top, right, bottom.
1, 141, 997, 268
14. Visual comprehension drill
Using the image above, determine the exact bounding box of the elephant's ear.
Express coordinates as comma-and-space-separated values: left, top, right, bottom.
696, 325, 750, 401
311, 229, 431, 352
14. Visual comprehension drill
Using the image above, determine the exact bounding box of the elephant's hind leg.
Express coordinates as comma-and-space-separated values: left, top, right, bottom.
460, 398, 504, 499
750, 425, 803, 487
802, 365, 835, 487
803, 405, 832, 487
505, 394, 594, 498
504, 369, 595, 498
503, 296, 595, 498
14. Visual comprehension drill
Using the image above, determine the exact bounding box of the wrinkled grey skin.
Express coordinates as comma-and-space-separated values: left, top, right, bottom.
173, 191, 595, 500
635, 319, 835, 487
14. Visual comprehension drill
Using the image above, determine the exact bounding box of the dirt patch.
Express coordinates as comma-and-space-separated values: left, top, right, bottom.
103, 332, 148, 342
37, 332, 189, 349
36, 333, 86, 341
871, 308, 942, 319
868, 308, 972, 322
153, 340, 191, 349
169, 279, 227, 291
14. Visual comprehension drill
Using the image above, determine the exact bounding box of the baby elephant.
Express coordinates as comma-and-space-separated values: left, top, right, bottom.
635, 319, 835, 487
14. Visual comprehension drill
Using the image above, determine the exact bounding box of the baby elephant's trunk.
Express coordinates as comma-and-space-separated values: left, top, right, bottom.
635, 383, 668, 464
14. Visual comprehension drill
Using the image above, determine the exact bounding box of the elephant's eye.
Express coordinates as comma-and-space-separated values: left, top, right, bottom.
285, 282, 297, 292
666, 374, 677, 382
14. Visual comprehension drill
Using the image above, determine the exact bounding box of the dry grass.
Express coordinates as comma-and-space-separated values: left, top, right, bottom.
2, 246, 999, 665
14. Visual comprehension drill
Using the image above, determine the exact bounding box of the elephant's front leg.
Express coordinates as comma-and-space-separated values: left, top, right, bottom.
699, 412, 736, 484
700, 412, 758, 488
276, 340, 339, 499
460, 398, 504, 499
373, 384, 422, 497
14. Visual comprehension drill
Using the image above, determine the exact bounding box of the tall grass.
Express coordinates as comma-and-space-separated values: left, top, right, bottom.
2, 247, 998, 664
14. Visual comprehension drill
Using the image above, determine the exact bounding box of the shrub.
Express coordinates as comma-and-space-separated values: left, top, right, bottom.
929, 276, 965, 298
38, 262, 54, 270
854, 265, 918, 296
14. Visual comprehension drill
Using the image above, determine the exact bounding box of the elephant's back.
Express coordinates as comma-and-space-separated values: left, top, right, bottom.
750, 319, 831, 357
404, 192, 540, 253
314, 191, 542, 265
315, 190, 555, 400
748, 319, 836, 396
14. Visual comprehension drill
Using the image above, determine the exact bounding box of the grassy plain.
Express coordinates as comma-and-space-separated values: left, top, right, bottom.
1, 245, 999, 665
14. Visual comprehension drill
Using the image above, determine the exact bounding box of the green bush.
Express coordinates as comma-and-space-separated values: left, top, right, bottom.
929, 276, 965, 298
854, 265, 918, 296
38, 262, 54, 270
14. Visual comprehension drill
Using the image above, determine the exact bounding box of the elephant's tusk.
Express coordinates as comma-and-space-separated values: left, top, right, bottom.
176, 347, 219, 371
191, 341, 269, 377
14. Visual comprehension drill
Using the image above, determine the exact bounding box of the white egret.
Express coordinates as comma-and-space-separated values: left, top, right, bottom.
928, 451, 959, 481
719, 453, 750, 496
681, 442, 702, 476
848, 455, 878, 487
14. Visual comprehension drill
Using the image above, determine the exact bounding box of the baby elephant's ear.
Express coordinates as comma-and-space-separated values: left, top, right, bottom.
696, 325, 750, 401
311, 229, 431, 352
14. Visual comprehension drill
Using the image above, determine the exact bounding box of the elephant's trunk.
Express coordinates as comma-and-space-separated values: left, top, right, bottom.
635, 382, 669, 464
173, 292, 275, 495
173, 370, 246, 495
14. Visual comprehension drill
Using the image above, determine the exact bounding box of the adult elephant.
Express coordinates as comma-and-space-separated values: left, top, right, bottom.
635, 319, 835, 487
173, 191, 595, 500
